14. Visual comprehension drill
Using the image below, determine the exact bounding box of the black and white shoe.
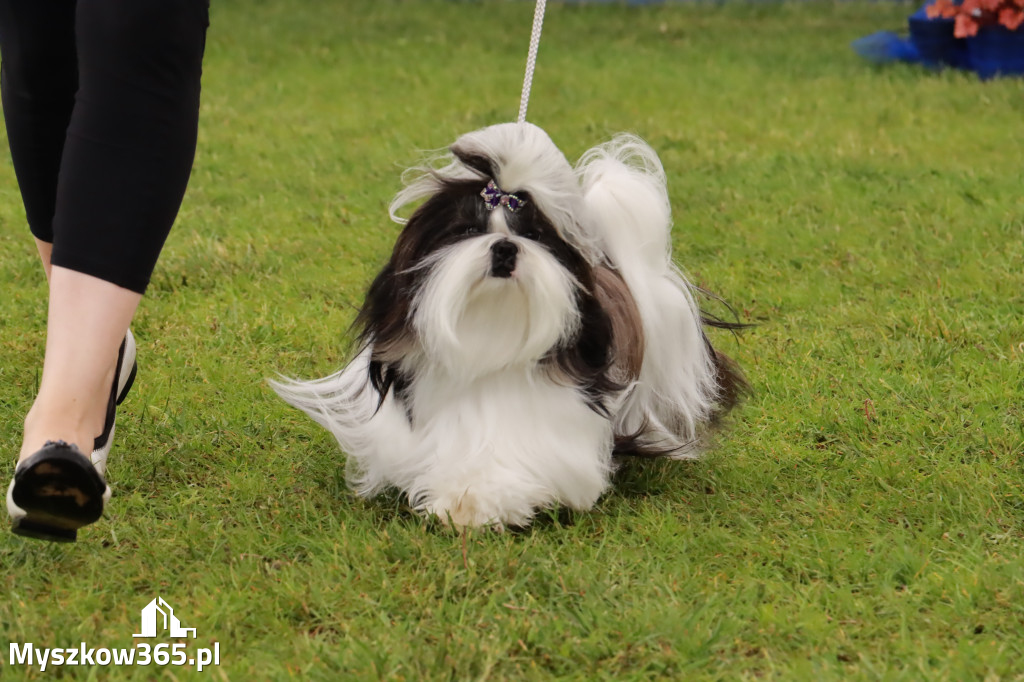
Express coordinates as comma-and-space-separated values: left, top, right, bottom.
7, 331, 137, 542
7, 441, 110, 542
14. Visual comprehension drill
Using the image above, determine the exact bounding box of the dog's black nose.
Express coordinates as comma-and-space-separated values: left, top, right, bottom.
490, 240, 519, 278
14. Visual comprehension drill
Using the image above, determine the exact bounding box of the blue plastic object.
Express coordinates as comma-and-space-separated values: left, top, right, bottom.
853, 1, 1024, 78
967, 26, 1024, 78
907, 6, 969, 69
851, 31, 920, 64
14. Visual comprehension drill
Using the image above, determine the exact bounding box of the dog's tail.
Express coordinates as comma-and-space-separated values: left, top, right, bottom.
269, 351, 412, 496
269, 359, 376, 459
576, 135, 725, 457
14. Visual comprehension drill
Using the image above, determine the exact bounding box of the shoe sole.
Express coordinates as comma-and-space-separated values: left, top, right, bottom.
12, 516, 80, 542
10, 443, 108, 542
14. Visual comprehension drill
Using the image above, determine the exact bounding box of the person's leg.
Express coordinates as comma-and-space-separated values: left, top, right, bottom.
20, 269, 140, 460
8, 0, 209, 539
50, 0, 209, 292
35, 240, 53, 280
21, 0, 208, 463
0, 0, 78, 271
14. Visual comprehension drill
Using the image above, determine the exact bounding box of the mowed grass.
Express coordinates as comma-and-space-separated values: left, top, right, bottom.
2, 0, 1023, 679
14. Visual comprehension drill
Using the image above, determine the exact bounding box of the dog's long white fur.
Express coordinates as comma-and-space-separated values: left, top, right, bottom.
272, 123, 720, 528
577, 135, 719, 455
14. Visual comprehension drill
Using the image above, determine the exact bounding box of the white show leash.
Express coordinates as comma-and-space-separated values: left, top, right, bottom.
517, 0, 548, 123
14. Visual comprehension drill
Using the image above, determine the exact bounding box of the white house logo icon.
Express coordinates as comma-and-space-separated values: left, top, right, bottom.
133, 597, 197, 639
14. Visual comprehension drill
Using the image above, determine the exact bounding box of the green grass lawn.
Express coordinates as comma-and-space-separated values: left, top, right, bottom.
2, 0, 1023, 679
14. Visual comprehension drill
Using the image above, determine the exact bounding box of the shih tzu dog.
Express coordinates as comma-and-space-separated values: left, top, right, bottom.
272, 122, 745, 529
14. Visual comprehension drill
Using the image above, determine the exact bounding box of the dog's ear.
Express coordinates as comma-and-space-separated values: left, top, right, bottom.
355, 260, 417, 407
592, 266, 645, 384
356, 261, 414, 356
546, 266, 638, 417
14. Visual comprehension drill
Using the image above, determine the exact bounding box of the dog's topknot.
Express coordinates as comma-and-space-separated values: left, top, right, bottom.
390, 123, 599, 262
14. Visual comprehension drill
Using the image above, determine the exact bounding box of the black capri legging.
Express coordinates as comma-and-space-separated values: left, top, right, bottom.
0, 0, 209, 294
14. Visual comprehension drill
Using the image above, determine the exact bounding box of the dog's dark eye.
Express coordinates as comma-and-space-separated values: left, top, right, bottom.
459, 222, 485, 235
518, 225, 541, 241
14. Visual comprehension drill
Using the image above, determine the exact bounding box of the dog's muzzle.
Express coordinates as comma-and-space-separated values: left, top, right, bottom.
489, 240, 518, 278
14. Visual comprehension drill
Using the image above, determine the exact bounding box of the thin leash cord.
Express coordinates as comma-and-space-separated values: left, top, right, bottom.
517, 0, 547, 124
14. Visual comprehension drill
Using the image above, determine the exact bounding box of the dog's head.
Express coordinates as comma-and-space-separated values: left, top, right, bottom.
357, 123, 640, 407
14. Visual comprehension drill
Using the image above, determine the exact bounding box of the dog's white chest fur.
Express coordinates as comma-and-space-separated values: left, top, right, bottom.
384, 365, 613, 529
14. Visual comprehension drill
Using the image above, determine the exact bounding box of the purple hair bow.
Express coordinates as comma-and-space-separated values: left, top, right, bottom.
480, 180, 527, 213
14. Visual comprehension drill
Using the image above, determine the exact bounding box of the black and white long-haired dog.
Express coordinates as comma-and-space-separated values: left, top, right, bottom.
273, 122, 745, 529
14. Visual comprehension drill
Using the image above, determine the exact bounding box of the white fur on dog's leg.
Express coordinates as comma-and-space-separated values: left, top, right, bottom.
425, 488, 508, 532
418, 455, 608, 531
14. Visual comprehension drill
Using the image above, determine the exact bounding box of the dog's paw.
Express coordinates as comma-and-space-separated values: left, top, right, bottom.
423, 488, 535, 531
